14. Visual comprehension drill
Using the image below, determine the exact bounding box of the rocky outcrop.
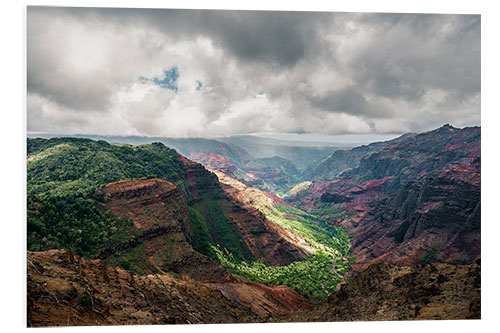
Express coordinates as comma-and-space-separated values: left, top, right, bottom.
274, 261, 480, 322
94, 175, 312, 317
349, 159, 480, 271
320, 192, 351, 203
189, 152, 237, 174
178, 154, 226, 204
27, 250, 261, 327
214, 169, 314, 260
189, 151, 301, 195
205, 281, 312, 318
95, 178, 231, 282
28, 250, 479, 326
306, 138, 398, 181
288, 125, 481, 269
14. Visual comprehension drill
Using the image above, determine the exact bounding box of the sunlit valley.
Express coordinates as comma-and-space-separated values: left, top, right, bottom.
26, 7, 481, 327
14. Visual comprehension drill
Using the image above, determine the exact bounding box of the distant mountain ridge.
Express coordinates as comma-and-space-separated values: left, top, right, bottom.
26, 125, 481, 325
219, 135, 341, 171
26, 137, 352, 318
27, 133, 328, 194
286, 124, 481, 269
303, 133, 413, 182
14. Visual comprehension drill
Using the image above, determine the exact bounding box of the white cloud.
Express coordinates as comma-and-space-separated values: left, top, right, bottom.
27, 8, 481, 137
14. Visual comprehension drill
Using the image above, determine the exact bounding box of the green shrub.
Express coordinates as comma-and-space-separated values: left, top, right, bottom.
79, 293, 92, 309
419, 250, 440, 265
120, 261, 131, 270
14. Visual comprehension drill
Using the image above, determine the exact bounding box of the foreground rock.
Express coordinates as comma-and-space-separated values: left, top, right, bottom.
274, 261, 481, 322
27, 250, 480, 326
27, 249, 261, 327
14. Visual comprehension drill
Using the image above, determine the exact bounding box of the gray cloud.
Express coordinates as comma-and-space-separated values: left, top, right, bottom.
308, 87, 392, 118
348, 13, 480, 101
27, 7, 480, 137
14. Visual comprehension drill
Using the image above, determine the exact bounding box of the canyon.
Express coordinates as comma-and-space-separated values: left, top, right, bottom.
26, 125, 481, 326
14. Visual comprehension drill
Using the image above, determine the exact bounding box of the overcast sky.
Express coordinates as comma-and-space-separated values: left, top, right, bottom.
27, 7, 480, 138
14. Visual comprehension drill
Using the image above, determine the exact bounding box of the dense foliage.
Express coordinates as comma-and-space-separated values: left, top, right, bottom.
27, 192, 139, 257
27, 138, 185, 198
27, 138, 186, 257
187, 195, 256, 262
213, 247, 352, 300
27, 137, 353, 300
209, 201, 353, 300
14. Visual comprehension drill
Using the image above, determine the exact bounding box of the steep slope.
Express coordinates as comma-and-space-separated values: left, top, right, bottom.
160, 137, 250, 166
178, 155, 305, 267
29, 134, 252, 167
213, 170, 314, 257
27, 138, 314, 317
28, 250, 480, 326
287, 125, 481, 269
30, 134, 306, 196
349, 159, 480, 271
27, 249, 261, 327
304, 136, 408, 182
240, 156, 301, 195
219, 135, 339, 171
27, 138, 304, 268
188, 152, 237, 174
188, 151, 301, 195
211, 169, 353, 299
274, 261, 480, 322
94, 178, 231, 281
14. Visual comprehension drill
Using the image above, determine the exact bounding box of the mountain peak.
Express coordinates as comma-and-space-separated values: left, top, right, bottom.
440, 123, 456, 130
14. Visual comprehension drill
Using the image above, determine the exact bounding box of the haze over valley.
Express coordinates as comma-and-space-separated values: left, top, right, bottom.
26, 7, 481, 326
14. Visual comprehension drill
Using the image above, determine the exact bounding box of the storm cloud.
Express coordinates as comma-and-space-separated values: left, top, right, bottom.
27, 7, 480, 137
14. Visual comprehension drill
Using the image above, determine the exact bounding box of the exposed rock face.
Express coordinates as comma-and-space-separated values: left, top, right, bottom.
351, 160, 480, 269
178, 154, 226, 204
179, 156, 308, 266
320, 192, 351, 203
188, 152, 237, 174
95, 178, 231, 282
188, 151, 301, 195
94, 174, 312, 318
274, 261, 480, 322
27, 250, 479, 326
213, 169, 314, 257
288, 125, 481, 269
27, 250, 261, 327
204, 281, 312, 318
306, 138, 401, 182
348, 153, 480, 271
222, 202, 308, 266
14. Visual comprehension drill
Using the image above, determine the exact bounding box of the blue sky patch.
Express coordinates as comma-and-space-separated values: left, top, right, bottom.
196, 80, 203, 91
140, 66, 179, 92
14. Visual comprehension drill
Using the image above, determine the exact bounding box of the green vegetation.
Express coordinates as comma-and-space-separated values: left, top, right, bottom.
27, 138, 186, 257
308, 202, 357, 221
213, 247, 345, 300
79, 293, 92, 309
27, 192, 139, 257
208, 201, 353, 300
27, 137, 353, 300
464, 133, 480, 144
418, 249, 471, 266
418, 249, 440, 265
264, 204, 351, 256
187, 195, 255, 262
27, 138, 185, 198
242, 157, 301, 196
104, 241, 160, 275
284, 181, 313, 197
